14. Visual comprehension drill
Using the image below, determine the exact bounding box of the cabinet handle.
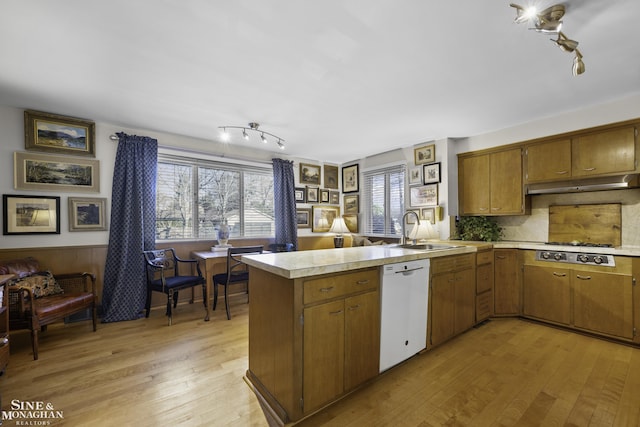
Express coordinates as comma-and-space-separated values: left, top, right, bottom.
319, 286, 334, 293
448, 278, 455, 283
555, 170, 568, 175
356, 279, 370, 285
491, 207, 502, 211
348, 304, 360, 311
576, 274, 592, 280
496, 255, 506, 260
329, 310, 343, 315
479, 207, 488, 211
582, 167, 596, 171
553, 272, 567, 277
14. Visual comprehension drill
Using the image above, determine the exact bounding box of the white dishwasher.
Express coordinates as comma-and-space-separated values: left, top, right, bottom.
379, 258, 430, 372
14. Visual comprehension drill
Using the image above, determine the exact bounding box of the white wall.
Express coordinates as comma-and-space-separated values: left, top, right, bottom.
3, 92, 639, 249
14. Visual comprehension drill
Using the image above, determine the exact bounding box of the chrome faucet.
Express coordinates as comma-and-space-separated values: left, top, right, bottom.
401, 211, 421, 245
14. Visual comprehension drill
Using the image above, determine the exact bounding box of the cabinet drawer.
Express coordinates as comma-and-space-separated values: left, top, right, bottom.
476, 250, 493, 265
476, 263, 493, 294
431, 253, 475, 275
476, 291, 493, 321
304, 268, 378, 305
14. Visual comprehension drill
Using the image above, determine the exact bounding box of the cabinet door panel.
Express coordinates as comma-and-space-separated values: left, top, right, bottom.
523, 265, 571, 325
490, 148, 523, 214
460, 155, 490, 215
573, 271, 634, 339
572, 126, 636, 177
344, 291, 380, 391
526, 139, 572, 182
453, 268, 475, 335
430, 273, 455, 347
303, 300, 344, 412
494, 250, 521, 315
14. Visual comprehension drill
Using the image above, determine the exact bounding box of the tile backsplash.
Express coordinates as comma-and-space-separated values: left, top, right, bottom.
496, 188, 640, 247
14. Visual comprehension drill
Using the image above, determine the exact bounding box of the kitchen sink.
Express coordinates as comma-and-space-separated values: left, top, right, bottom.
394, 243, 459, 251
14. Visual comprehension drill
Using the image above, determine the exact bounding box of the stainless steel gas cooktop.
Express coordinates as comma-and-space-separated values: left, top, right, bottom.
535, 249, 615, 267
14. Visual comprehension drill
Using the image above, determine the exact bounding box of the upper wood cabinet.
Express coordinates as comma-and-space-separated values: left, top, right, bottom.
525, 124, 638, 183
459, 147, 529, 216
572, 126, 636, 177
525, 138, 572, 183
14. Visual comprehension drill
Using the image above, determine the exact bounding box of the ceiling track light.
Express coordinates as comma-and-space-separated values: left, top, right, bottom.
218, 122, 286, 149
510, 3, 584, 76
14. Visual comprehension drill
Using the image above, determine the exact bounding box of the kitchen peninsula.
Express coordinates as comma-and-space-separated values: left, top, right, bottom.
241, 244, 475, 424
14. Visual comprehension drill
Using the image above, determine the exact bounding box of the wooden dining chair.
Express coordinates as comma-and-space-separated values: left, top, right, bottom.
212, 246, 263, 320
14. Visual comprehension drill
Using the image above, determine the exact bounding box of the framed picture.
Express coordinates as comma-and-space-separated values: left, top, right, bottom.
24, 110, 95, 157
320, 189, 330, 203
342, 164, 359, 193
299, 163, 321, 185
344, 194, 359, 214
408, 166, 422, 185
423, 162, 441, 184
296, 208, 312, 228
14, 151, 100, 193
294, 187, 306, 203
414, 144, 435, 165
324, 165, 339, 189
306, 186, 319, 203
405, 209, 420, 225
329, 191, 340, 205
421, 207, 436, 224
410, 184, 438, 207
343, 214, 358, 233
3, 194, 60, 235
68, 197, 108, 231
312, 206, 340, 232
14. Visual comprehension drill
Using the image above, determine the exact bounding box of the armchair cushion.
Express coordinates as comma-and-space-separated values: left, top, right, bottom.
10, 271, 64, 298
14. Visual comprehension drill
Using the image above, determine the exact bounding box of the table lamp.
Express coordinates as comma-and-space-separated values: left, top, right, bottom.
329, 217, 351, 248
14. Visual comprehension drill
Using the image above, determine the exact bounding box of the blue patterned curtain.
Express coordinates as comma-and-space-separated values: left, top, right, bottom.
102, 133, 158, 322
272, 158, 298, 250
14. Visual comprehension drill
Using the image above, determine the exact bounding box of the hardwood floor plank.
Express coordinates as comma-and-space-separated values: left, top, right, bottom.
2, 307, 639, 426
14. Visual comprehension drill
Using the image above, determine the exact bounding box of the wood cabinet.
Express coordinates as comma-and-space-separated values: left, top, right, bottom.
525, 138, 572, 183
573, 270, 634, 339
459, 147, 529, 216
0, 275, 12, 375
525, 124, 638, 183
493, 249, 521, 316
429, 254, 475, 348
522, 252, 637, 343
523, 265, 571, 325
475, 249, 494, 322
572, 126, 636, 177
247, 266, 380, 423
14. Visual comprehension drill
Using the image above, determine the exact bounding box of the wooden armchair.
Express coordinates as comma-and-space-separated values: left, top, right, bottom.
1, 257, 97, 360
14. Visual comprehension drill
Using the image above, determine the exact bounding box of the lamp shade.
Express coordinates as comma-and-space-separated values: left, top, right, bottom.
408, 221, 436, 240
329, 217, 350, 235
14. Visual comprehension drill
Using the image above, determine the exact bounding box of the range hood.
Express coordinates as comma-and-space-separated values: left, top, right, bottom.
526, 174, 639, 195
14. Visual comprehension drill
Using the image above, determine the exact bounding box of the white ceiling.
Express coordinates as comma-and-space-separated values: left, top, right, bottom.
1, 0, 639, 164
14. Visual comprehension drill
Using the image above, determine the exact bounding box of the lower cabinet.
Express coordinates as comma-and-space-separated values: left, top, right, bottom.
476, 249, 494, 322
494, 249, 521, 316
429, 254, 475, 348
522, 254, 636, 342
302, 271, 380, 413
523, 265, 571, 325
573, 270, 634, 339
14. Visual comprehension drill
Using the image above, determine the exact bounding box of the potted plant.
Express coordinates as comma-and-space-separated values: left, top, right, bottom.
456, 216, 503, 242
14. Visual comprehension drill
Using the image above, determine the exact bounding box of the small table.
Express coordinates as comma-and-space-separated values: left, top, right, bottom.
191, 251, 233, 319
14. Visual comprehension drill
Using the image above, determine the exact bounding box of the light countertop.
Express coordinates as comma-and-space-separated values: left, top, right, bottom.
242, 245, 475, 279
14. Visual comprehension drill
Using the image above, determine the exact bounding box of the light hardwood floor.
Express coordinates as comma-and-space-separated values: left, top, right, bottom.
2, 299, 640, 426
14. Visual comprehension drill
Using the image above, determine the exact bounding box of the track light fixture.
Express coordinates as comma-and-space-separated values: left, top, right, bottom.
218, 122, 286, 149
510, 3, 584, 76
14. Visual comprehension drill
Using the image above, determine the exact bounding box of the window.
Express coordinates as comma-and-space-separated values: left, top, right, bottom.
362, 164, 406, 237
156, 154, 274, 240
